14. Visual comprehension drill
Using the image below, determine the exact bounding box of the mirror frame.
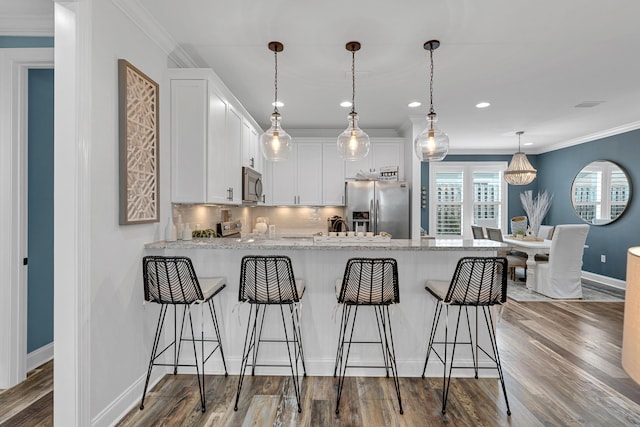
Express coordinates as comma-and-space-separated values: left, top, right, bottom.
570, 160, 632, 225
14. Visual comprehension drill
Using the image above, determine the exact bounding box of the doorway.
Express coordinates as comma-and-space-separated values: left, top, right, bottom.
26, 68, 54, 370
0, 47, 54, 389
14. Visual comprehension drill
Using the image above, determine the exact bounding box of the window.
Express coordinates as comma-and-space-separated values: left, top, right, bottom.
429, 162, 508, 238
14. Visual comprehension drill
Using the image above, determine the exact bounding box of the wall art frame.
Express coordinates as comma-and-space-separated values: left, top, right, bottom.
118, 59, 160, 225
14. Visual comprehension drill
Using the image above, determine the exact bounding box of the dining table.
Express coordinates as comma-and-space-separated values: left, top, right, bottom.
502, 236, 552, 290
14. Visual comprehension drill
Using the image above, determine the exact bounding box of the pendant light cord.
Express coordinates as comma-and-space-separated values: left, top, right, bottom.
517, 131, 524, 151
429, 47, 435, 115
273, 49, 279, 115
351, 48, 356, 115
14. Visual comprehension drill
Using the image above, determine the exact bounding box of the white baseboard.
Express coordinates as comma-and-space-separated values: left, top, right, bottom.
27, 342, 54, 371
582, 271, 626, 290
91, 368, 166, 427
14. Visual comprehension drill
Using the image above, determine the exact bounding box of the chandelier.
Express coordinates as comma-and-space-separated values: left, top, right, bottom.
504, 131, 537, 185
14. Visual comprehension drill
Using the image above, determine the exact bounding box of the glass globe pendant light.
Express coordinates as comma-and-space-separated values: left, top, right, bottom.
337, 41, 370, 161
504, 131, 537, 185
414, 40, 449, 162
260, 41, 292, 161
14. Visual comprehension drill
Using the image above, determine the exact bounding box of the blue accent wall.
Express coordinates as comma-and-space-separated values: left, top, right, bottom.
421, 130, 639, 281
0, 36, 54, 48
537, 130, 640, 280
27, 69, 55, 352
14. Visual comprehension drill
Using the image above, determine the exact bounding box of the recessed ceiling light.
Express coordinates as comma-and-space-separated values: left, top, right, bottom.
523, 142, 533, 146
476, 101, 491, 108
272, 101, 284, 107
340, 101, 352, 108
408, 101, 422, 108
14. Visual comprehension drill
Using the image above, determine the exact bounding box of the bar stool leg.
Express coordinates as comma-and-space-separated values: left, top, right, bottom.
482, 306, 512, 415
279, 304, 303, 413
235, 303, 260, 411
333, 304, 350, 377
183, 305, 206, 412
335, 304, 359, 414
422, 302, 444, 377
291, 304, 307, 376
442, 305, 466, 415
140, 304, 168, 410
207, 299, 228, 376
252, 305, 268, 376
175, 305, 188, 375
374, 306, 390, 377
380, 305, 403, 414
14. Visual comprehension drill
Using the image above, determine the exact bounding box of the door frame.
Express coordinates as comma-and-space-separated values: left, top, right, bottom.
0, 48, 54, 389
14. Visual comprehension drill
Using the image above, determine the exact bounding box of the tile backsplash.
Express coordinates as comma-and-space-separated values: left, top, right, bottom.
172, 204, 345, 237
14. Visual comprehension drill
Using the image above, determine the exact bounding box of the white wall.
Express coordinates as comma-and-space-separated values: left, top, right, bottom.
62, 1, 171, 423
53, 0, 189, 422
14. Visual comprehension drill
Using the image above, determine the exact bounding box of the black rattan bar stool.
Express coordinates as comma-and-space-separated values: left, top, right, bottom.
421, 256, 511, 416
234, 255, 306, 413
140, 256, 228, 413
334, 257, 403, 414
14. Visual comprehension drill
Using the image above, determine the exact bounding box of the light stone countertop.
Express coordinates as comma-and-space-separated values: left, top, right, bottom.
145, 237, 507, 251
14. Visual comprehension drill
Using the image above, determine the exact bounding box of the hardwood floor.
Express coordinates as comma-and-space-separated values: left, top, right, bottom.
3, 301, 640, 426
0, 359, 53, 426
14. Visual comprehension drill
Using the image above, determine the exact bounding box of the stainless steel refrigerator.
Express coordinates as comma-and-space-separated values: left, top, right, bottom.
345, 181, 410, 238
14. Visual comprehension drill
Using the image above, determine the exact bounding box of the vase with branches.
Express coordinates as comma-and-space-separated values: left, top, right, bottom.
520, 190, 553, 237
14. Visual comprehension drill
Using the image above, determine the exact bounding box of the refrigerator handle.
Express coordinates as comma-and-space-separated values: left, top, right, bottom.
370, 200, 374, 233
375, 199, 380, 233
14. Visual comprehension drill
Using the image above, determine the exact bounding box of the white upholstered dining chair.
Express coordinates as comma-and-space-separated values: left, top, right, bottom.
537, 225, 555, 240
532, 224, 589, 298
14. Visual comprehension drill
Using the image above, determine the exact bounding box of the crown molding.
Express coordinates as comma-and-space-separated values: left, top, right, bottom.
0, 15, 54, 36
535, 121, 640, 154
111, 0, 198, 68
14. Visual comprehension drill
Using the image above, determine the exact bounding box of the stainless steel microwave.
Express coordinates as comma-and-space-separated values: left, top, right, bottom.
242, 167, 263, 203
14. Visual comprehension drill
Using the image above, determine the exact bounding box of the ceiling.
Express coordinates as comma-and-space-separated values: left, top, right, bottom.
5, 0, 640, 153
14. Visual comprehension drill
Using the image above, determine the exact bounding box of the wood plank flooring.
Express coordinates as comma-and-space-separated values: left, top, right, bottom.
3, 301, 640, 426
0, 359, 53, 427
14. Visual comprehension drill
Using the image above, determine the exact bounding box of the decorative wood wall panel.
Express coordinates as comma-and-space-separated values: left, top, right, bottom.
118, 59, 160, 224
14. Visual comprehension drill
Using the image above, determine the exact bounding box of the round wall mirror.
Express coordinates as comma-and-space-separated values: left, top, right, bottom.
571, 160, 631, 225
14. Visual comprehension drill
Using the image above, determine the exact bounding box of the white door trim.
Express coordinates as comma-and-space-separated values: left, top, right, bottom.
0, 48, 54, 389
53, 2, 92, 425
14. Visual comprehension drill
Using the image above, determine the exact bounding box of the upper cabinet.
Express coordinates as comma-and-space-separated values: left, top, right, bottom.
169, 68, 262, 204
267, 140, 346, 206
266, 139, 405, 207
242, 118, 262, 173
322, 142, 346, 205
344, 140, 405, 180
268, 143, 323, 206
170, 79, 209, 203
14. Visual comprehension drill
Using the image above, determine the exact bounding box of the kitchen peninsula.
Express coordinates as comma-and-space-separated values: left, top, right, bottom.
144, 237, 506, 378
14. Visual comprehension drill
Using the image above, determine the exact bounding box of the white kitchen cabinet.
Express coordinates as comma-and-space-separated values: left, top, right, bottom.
322, 142, 345, 205
170, 68, 258, 204
269, 147, 297, 205
297, 144, 323, 205
242, 118, 262, 173
268, 143, 323, 205
344, 140, 405, 180
226, 105, 243, 203
170, 79, 208, 203
206, 90, 231, 204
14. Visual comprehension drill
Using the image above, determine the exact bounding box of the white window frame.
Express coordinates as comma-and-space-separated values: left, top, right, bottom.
429, 162, 508, 239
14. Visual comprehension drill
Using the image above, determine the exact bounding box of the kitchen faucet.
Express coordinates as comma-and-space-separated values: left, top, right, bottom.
330, 219, 349, 232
